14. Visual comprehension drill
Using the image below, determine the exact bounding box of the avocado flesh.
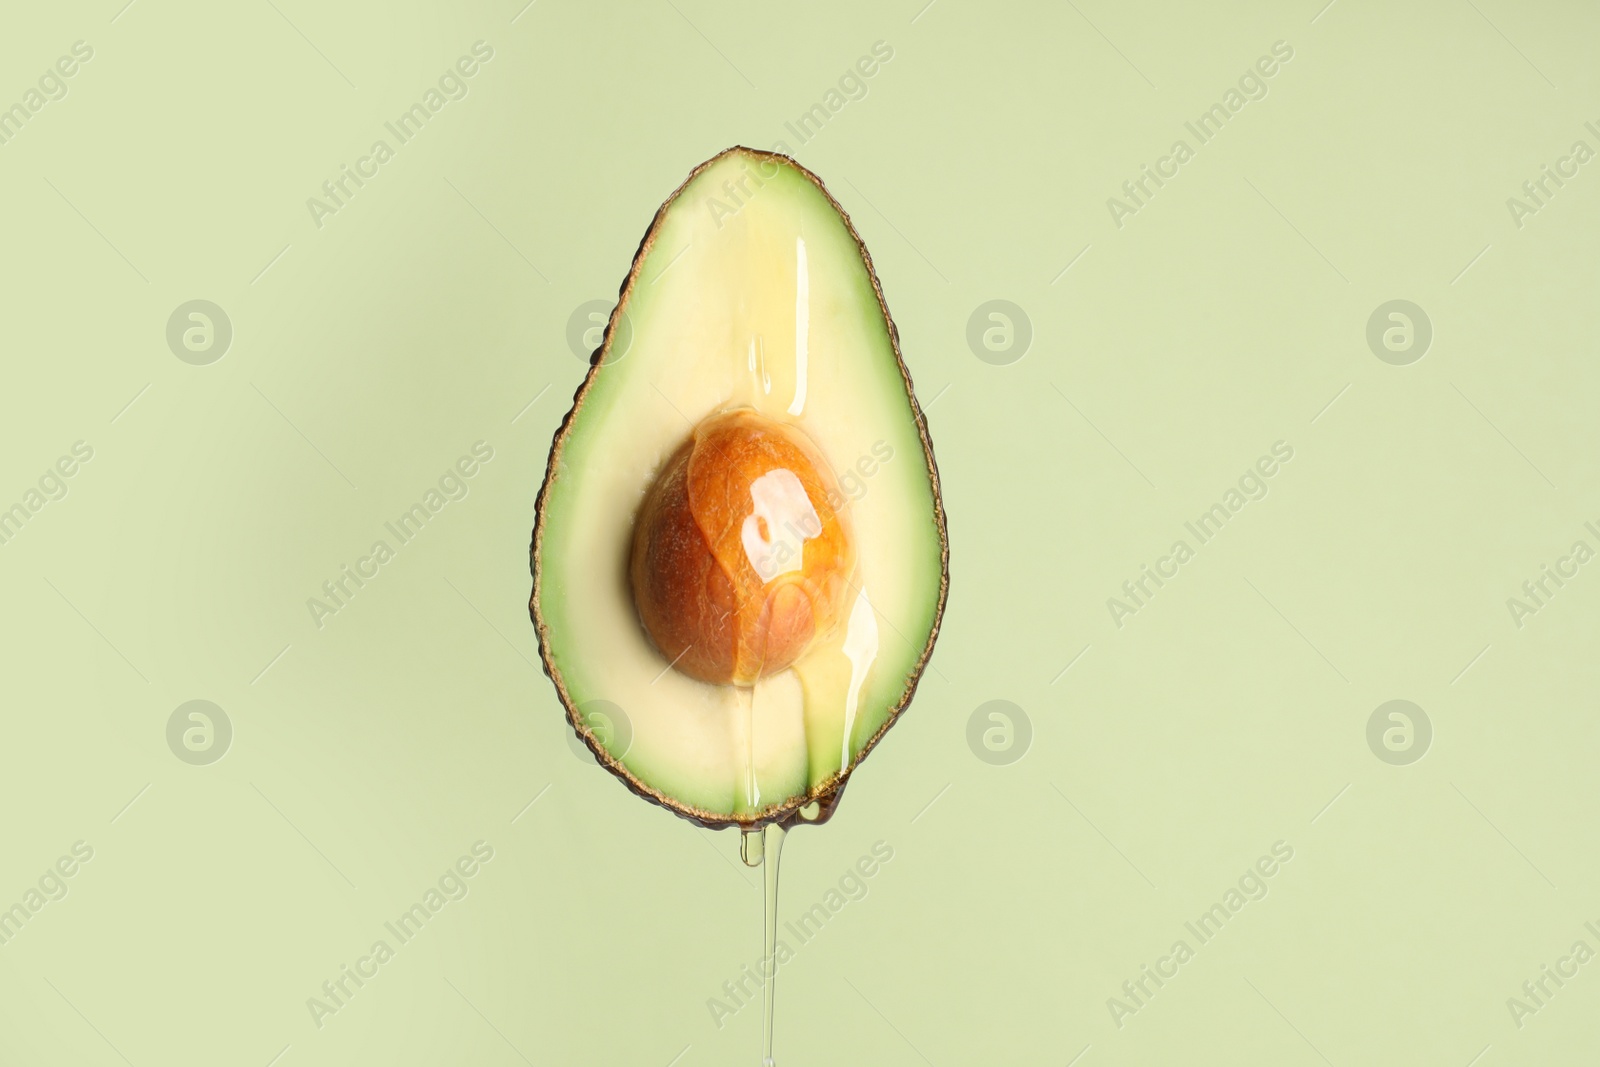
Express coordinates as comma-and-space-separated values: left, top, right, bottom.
532, 147, 946, 827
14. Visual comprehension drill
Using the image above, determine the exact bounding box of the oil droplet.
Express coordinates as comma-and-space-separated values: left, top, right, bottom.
760, 821, 786, 1066
740, 469, 821, 580
747, 334, 772, 395
788, 236, 808, 416
736, 685, 760, 809
838, 586, 879, 774
740, 828, 764, 866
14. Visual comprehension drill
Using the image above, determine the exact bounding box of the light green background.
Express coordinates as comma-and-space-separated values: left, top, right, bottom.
2, 0, 1598, 1064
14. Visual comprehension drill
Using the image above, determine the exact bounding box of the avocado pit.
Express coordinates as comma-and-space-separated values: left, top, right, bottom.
629, 408, 855, 687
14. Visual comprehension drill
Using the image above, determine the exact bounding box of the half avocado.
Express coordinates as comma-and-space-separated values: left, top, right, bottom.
531, 146, 947, 829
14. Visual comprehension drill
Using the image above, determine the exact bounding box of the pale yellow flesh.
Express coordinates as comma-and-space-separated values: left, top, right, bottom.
539, 151, 942, 819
